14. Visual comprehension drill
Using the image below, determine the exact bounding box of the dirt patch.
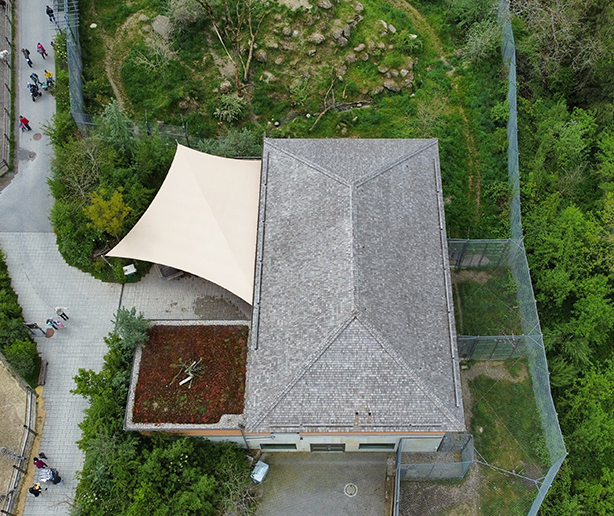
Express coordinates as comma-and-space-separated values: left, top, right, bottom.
451, 269, 494, 285
0, 360, 29, 493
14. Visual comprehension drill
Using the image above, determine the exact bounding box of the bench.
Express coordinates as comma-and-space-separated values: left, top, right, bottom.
38, 360, 48, 386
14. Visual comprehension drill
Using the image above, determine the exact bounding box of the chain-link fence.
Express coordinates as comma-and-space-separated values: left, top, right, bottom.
0, 0, 13, 175
395, 0, 566, 514
57, 0, 197, 145
0, 353, 37, 516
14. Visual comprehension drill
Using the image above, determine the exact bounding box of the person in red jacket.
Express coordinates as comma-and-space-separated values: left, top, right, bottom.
19, 116, 32, 131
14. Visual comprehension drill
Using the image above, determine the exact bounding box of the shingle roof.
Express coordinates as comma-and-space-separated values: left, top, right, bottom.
245, 138, 464, 434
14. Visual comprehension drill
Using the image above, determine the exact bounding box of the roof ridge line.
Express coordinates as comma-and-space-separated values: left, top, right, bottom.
356, 316, 465, 430
248, 311, 357, 430
264, 140, 351, 187
354, 139, 438, 187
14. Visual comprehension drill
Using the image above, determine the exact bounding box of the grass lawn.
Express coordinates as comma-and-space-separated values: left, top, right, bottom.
77, 0, 510, 238
468, 360, 549, 474
453, 267, 523, 336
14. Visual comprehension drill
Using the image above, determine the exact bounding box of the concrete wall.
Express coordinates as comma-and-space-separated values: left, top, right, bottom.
149, 430, 445, 452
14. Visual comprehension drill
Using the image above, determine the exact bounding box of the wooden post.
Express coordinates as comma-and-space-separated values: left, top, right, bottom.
23, 424, 37, 436
12, 464, 26, 474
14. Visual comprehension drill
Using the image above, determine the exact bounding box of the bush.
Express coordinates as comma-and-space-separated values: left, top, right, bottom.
3, 339, 39, 380
463, 19, 501, 62
196, 128, 263, 158
71, 308, 256, 516
0, 250, 40, 386
396, 30, 423, 54
168, 0, 207, 29
213, 94, 246, 123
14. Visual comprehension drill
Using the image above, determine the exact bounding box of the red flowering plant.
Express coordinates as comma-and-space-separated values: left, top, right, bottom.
132, 325, 248, 424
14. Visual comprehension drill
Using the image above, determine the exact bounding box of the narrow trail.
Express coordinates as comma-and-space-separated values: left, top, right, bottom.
387, 0, 482, 217
87, 0, 132, 109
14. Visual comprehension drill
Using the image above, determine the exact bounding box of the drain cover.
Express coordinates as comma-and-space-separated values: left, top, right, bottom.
344, 483, 358, 497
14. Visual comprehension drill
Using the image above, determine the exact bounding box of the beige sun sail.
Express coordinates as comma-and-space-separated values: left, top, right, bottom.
107, 144, 262, 304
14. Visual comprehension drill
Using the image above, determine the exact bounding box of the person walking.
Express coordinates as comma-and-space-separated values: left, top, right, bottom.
55, 307, 68, 320
21, 48, 32, 67
36, 43, 47, 59
28, 483, 42, 497
19, 116, 32, 131
46, 318, 59, 330
46, 5, 55, 21
44, 69, 54, 84
33, 457, 48, 469
30, 72, 42, 86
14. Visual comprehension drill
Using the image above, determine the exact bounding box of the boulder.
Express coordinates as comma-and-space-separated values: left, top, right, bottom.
280, 40, 295, 51
383, 79, 400, 92
261, 71, 277, 83
308, 48, 317, 56
332, 27, 344, 39
378, 65, 388, 74
360, 52, 369, 61
219, 80, 233, 93
319, 0, 333, 8
338, 36, 348, 47
292, 30, 299, 38
380, 20, 388, 31
254, 49, 268, 63
274, 56, 284, 65
388, 23, 397, 34
355, 1, 364, 12
282, 26, 293, 37
308, 32, 326, 44
152, 15, 172, 40
354, 43, 366, 52
390, 69, 399, 77
349, 14, 363, 26
345, 53, 357, 63
342, 24, 351, 38
265, 39, 279, 49
400, 69, 409, 77
372, 85, 384, 95
337, 64, 348, 76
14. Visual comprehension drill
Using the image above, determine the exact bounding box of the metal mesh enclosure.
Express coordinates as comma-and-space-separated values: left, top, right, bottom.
395, 1, 566, 514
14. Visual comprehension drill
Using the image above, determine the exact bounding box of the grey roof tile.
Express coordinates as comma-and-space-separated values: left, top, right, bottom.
246, 138, 464, 433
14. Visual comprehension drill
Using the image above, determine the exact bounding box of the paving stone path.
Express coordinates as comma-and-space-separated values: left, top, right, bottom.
0, 2, 245, 514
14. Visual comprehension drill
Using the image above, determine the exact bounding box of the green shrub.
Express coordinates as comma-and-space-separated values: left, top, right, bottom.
463, 19, 500, 62
71, 308, 255, 516
213, 94, 247, 123
3, 339, 39, 380
44, 111, 78, 147
396, 30, 423, 54
196, 128, 263, 157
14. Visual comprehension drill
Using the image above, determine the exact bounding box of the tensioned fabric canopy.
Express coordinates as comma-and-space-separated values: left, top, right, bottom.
107, 144, 262, 304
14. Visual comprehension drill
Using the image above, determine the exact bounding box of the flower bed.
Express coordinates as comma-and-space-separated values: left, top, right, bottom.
132, 325, 248, 424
